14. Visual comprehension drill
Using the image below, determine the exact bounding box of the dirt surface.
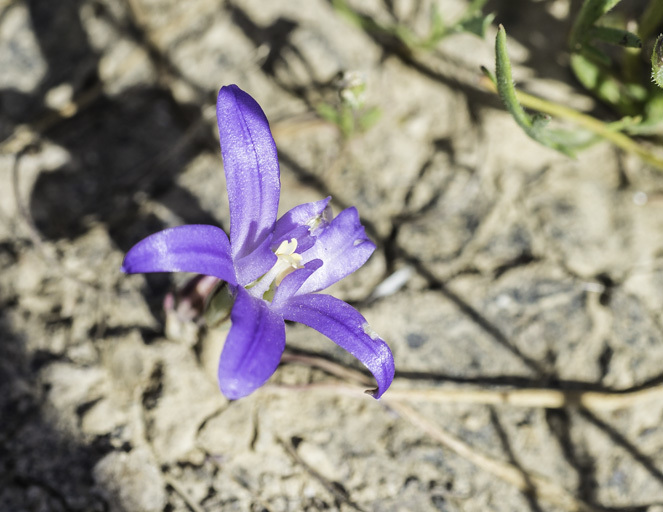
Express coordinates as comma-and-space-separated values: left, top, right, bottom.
2, 0, 663, 510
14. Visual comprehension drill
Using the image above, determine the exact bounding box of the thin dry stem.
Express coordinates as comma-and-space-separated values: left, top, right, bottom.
384, 384, 663, 410
281, 350, 663, 411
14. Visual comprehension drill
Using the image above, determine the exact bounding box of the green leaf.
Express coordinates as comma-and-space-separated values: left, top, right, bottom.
494, 26, 574, 156
467, 0, 490, 14
623, 91, 663, 134
457, 12, 495, 39
639, 0, 663, 41
531, 113, 551, 130
394, 24, 418, 49
316, 103, 340, 125
587, 26, 641, 48
645, 89, 663, 120
570, 52, 639, 113
579, 43, 612, 67
453, 0, 493, 39
339, 105, 355, 138
571, 53, 620, 103
495, 27, 532, 130
358, 106, 382, 132
652, 34, 663, 89
544, 128, 602, 151
429, 4, 446, 42
570, 0, 622, 50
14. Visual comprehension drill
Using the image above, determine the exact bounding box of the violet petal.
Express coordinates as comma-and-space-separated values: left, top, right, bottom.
271, 197, 332, 252
217, 85, 280, 260
218, 287, 286, 399
121, 225, 237, 285
272, 259, 323, 306
234, 232, 278, 286
297, 207, 376, 295
276, 293, 394, 398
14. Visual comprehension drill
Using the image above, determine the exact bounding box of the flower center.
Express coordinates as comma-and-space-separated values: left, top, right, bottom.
247, 238, 303, 301
272, 239, 303, 285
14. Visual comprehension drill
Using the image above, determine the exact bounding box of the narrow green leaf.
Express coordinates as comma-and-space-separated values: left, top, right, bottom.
645, 89, 663, 121
453, 0, 493, 39
393, 25, 417, 49
590, 0, 621, 18
570, 0, 622, 50
639, 0, 663, 41
531, 113, 551, 130
316, 103, 340, 125
581, 44, 612, 66
623, 82, 648, 102
358, 106, 382, 132
495, 26, 574, 156
587, 26, 641, 48
602, 115, 662, 138
483, 59, 663, 169
570, 53, 639, 113
544, 128, 601, 151
495, 26, 532, 131
652, 34, 663, 89
625, 91, 663, 134
331, 0, 409, 51
339, 105, 354, 138
467, 0, 490, 13
457, 13, 495, 39
429, 4, 446, 41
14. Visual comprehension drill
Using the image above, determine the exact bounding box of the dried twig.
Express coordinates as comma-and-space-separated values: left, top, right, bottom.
280, 352, 370, 386
280, 350, 663, 411
381, 384, 663, 410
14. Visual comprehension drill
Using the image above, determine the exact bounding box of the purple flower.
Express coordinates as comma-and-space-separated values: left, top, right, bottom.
122, 84, 395, 400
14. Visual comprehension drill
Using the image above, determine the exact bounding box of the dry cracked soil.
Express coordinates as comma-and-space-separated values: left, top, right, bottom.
2, 0, 663, 511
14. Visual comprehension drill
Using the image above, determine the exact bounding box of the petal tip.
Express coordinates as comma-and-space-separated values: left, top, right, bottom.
365, 387, 380, 399
219, 382, 249, 400
218, 83, 240, 94
120, 258, 133, 274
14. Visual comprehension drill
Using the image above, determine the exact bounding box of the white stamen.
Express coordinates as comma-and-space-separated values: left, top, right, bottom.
273, 239, 303, 285
247, 239, 304, 299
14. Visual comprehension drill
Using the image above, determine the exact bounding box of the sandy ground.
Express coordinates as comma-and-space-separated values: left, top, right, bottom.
2, 0, 663, 510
